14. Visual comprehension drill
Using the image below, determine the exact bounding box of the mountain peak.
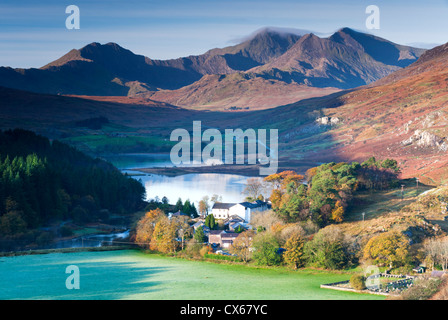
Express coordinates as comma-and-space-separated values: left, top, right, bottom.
337, 27, 355, 34
239, 27, 317, 43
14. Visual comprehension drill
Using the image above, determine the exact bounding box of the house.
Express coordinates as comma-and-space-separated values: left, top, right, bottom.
192, 220, 205, 231
211, 203, 236, 220
211, 201, 270, 222
224, 215, 247, 232
228, 221, 245, 232
208, 230, 226, 245
412, 266, 426, 274
224, 215, 245, 225
208, 230, 240, 248
220, 232, 240, 249
231, 200, 269, 222
169, 210, 190, 219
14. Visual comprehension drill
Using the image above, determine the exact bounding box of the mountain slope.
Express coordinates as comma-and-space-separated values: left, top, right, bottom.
250, 28, 425, 88
261, 41, 448, 184
0, 41, 446, 182
144, 73, 340, 110
0, 28, 425, 100
134, 28, 426, 109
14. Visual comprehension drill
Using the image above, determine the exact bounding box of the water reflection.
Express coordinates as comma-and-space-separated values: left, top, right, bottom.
107, 153, 266, 206
44, 230, 131, 249
134, 173, 263, 205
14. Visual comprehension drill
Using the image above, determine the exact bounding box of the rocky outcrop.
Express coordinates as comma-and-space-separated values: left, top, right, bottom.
316, 116, 340, 126
402, 129, 448, 152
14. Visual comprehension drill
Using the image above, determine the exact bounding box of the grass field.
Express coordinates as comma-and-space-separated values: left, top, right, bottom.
0, 250, 384, 300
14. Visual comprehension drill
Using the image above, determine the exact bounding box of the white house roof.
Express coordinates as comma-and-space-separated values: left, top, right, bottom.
212, 203, 236, 210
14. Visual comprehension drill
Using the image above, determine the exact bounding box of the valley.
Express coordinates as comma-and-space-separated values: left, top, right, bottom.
1, 23, 448, 302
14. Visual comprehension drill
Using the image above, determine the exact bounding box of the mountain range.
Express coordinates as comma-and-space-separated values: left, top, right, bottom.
0, 27, 425, 109
0, 27, 447, 184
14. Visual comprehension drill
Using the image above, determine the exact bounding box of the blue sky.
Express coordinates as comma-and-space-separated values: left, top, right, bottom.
1, 0, 448, 68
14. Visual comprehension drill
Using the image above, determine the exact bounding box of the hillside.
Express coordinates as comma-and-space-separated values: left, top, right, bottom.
145, 73, 339, 111
0, 37, 446, 183
0, 129, 146, 250
263, 41, 448, 184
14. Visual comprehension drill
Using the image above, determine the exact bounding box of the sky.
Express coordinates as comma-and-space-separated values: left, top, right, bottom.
1, 0, 448, 68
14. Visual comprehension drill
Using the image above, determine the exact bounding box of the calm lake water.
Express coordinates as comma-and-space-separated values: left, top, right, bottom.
107, 153, 265, 206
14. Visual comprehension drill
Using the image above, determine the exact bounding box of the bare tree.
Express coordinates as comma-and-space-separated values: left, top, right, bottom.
210, 194, 222, 204
172, 216, 192, 251
243, 178, 265, 201
198, 196, 210, 216
424, 237, 448, 271
250, 210, 283, 231
230, 230, 256, 262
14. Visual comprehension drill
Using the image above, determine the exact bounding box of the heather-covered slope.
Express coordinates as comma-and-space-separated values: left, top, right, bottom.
267, 41, 448, 184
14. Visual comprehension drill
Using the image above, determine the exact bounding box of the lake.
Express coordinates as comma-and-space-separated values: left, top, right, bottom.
107, 153, 266, 206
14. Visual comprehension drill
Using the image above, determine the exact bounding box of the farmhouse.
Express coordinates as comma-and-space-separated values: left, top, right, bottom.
211, 203, 236, 220
211, 200, 270, 222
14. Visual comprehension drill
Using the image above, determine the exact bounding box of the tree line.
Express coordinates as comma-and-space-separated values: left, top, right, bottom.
263, 158, 400, 226
0, 129, 145, 242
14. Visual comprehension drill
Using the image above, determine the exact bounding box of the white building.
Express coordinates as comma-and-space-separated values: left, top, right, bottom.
211, 200, 270, 222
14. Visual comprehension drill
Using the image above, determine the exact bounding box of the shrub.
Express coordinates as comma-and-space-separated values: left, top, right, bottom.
59, 225, 73, 237
252, 231, 282, 266
204, 253, 238, 262
199, 245, 210, 257
185, 238, 202, 258
350, 274, 366, 290
36, 231, 54, 246
304, 226, 355, 270
399, 276, 442, 300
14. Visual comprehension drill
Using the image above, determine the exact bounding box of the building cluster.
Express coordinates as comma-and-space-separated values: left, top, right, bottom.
191, 200, 270, 250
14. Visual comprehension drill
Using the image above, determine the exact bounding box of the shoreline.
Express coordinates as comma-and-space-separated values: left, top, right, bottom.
129, 164, 263, 177
127, 160, 322, 177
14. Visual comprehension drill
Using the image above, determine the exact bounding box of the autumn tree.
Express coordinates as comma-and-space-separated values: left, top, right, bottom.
135, 208, 165, 247
250, 210, 283, 233
331, 200, 345, 223
198, 196, 210, 216
283, 233, 306, 269
304, 226, 356, 270
150, 216, 177, 253
424, 237, 448, 271
363, 231, 410, 269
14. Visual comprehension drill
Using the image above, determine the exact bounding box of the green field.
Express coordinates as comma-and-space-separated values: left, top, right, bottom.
0, 250, 384, 300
